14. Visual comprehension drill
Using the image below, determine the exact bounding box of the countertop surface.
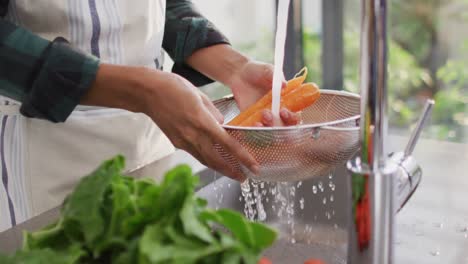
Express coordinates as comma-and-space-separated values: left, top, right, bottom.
0, 135, 467, 263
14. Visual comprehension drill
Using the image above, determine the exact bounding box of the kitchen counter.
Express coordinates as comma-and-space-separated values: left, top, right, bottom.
0, 135, 467, 263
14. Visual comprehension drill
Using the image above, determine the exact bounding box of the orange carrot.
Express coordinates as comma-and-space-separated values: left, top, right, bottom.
228, 67, 308, 126
237, 82, 320, 127
282, 83, 320, 112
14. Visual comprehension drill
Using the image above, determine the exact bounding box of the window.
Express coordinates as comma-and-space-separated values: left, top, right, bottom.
342, 0, 468, 143
186, 0, 467, 143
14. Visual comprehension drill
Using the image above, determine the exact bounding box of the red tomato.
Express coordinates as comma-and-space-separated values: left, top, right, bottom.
258, 257, 273, 264
304, 259, 325, 264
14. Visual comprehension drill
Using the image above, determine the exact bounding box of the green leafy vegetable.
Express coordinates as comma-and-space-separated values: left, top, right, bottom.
1, 156, 277, 263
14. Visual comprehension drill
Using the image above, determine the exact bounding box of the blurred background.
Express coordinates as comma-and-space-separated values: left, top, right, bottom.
165, 0, 468, 144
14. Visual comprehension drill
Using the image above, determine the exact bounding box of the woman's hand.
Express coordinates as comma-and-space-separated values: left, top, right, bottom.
82, 64, 258, 181
187, 45, 300, 127
226, 60, 301, 127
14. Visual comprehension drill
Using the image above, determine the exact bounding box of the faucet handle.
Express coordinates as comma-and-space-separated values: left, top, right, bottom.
391, 99, 435, 212
404, 99, 435, 157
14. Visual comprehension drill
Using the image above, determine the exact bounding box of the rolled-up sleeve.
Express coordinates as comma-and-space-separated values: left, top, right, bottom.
0, 19, 99, 122
163, 0, 230, 86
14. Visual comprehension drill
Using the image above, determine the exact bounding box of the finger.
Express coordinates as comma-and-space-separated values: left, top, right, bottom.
261, 110, 274, 127
183, 143, 207, 166
200, 93, 224, 124
202, 122, 259, 175
177, 129, 245, 181
262, 64, 287, 88
198, 141, 246, 181
254, 122, 264, 127
261, 64, 274, 87
280, 108, 300, 126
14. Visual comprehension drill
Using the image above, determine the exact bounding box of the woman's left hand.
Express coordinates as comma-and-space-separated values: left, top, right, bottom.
187, 44, 300, 127
226, 60, 300, 126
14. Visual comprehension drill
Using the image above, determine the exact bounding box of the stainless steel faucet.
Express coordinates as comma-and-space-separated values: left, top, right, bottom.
347, 0, 434, 263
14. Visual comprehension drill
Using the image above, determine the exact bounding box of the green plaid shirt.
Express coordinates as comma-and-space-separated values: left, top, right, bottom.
0, 0, 229, 122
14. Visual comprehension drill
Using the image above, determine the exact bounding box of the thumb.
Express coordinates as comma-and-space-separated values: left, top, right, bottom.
265, 64, 287, 89
200, 92, 224, 124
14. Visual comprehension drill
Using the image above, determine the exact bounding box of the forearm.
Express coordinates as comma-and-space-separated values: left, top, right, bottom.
82, 64, 183, 117
80, 64, 149, 113
186, 44, 249, 86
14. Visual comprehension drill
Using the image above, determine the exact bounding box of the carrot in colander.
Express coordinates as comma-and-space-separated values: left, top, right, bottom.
227, 67, 309, 126
237, 82, 320, 127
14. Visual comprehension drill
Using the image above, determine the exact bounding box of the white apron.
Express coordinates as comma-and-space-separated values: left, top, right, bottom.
0, 0, 174, 232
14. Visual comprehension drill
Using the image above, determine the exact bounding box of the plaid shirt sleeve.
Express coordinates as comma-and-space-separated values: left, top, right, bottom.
163, 0, 230, 87
0, 19, 99, 123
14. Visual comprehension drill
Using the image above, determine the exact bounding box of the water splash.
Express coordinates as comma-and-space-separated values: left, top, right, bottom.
318, 181, 324, 192
240, 179, 267, 221
312, 185, 318, 194
297, 181, 303, 188
329, 181, 336, 191
241, 180, 256, 220
252, 180, 267, 221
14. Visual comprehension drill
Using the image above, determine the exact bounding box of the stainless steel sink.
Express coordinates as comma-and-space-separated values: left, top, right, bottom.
196, 165, 351, 264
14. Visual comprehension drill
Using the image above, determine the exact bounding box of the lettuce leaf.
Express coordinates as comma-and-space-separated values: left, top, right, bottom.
0, 156, 277, 264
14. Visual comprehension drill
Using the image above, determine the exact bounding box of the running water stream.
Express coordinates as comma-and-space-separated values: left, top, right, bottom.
271, 0, 291, 119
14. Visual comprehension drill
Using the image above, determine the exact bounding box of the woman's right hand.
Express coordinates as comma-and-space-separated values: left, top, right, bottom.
83, 64, 258, 181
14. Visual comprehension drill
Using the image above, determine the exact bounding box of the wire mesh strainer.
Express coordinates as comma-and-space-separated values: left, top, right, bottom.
213, 90, 361, 182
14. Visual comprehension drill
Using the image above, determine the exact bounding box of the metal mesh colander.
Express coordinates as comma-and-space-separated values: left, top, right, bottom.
213, 90, 361, 182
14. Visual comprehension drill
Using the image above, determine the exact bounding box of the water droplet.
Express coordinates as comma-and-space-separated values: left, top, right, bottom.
258, 209, 267, 221
299, 198, 305, 210
330, 195, 334, 202
291, 238, 296, 244
322, 197, 327, 204
297, 181, 302, 188
241, 181, 250, 192
312, 185, 318, 194
329, 174, 333, 179
318, 181, 324, 192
